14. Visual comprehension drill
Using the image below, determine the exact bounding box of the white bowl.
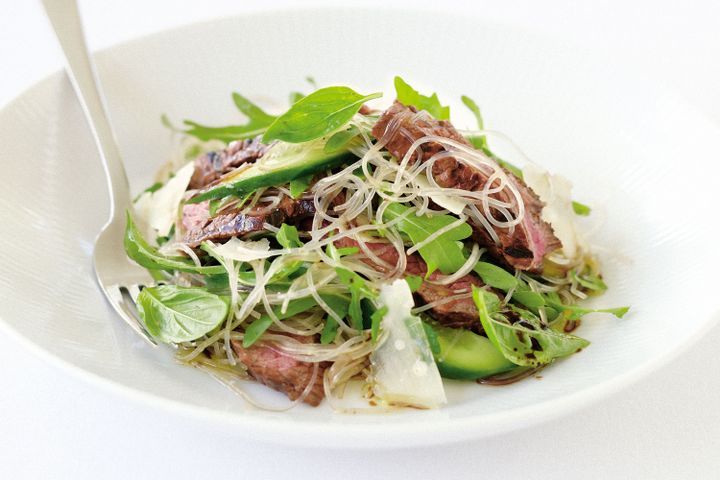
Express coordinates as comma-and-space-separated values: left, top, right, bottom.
1, 8, 719, 448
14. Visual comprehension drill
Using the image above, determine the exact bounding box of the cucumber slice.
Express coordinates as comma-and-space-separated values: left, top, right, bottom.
189, 139, 355, 203
433, 325, 516, 380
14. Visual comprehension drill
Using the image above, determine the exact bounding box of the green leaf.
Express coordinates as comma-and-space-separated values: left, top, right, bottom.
394, 76, 450, 120
471, 259, 546, 310
511, 290, 547, 309
572, 201, 592, 216
461, 95, 486, 149
276, 224, 303, 249
204, 273, 229, 294
155, 224, 175, 247
242, 316, 274, 348
182, 92, 276, 142
289, 175, 313, 198
473, 262, 518, 291
472, 286, 590, 367
335, 267, 376, 330
405, 275, 423, 293
545, 301, 629, 321
243, 294, 350, 348
289, 91, 305, 104
324, 125, 360, 153
572, 270, 607, 291
370, 306, 388, 343
320, 317, 339, 344
325, 242, 359, 261
421, 321, 441, 356
124, 212, 225, 274
160, 113, 183, 133
382, 203, 472, 275
263, 86, 382, 144
137, 285, 229, 343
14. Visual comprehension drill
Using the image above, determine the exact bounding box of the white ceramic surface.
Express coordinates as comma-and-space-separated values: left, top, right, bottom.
1, 8, 719, 448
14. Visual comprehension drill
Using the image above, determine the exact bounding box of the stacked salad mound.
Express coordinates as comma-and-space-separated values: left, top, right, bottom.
126, 77, 627, 410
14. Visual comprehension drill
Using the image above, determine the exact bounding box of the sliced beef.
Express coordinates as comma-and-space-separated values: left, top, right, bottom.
182, 196, 315, 247
372, 101, 561, 272
334, 237, 488, 330
231, 335, 326, 406
189, 137, 269, 189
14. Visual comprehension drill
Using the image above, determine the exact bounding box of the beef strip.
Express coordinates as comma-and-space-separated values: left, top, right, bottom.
372, 101, 561, 272
189, 137, 269, 190
334, 237, 489, 330
231, 335, 326, 406
182, 196, 316, 247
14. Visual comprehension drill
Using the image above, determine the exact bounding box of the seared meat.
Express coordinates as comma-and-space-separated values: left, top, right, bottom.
405, 254, 485, 330
334, 237, 489, 330
182, 196, 315, 247
189, 137, 269, 189
231, 335, 326, 406
372, 101, 561, 272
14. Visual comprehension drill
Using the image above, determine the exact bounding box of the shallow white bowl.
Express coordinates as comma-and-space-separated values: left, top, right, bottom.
1, 8, 719, 448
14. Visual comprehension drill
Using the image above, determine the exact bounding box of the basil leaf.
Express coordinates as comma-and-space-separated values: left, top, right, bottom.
156, 224, 175, 247
320, 317, 339, 344
405, 275, 423, 293
421, 321, 441, 356
383, 203, 472, 275
572, 201, 592, 216
204, 274, 229, 294
335, 246, 359, 257
276, 224, 302, 249
472, 286, 590, 367
289, 92, 305, 104
572, 270, 607, 291
182, 92, 276, 142
461, 95, 486, 149
511, 290, 546, 309
545, 301, 629, 321
263, 86, 382, 143
324, 125, 360, 153
370, 305, 388, 343
137, 285, 229, 343
124, 212, 225, 274
335, 267, 376, 330
325, 243, 359, 261
394, 76, 450, 120
243, 294, 350, 348
471, 259, 546, 309
473, 262, 518, 291
289, 175, 313, 198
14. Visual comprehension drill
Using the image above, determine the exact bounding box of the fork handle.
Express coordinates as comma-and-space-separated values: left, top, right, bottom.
41, 0, 130, 217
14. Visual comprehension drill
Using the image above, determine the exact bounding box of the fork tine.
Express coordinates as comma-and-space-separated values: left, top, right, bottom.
126, 283, 143, 303
108, 284, 158, 347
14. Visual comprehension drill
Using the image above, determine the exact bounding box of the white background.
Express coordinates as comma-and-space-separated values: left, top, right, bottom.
1, 1, 719, 478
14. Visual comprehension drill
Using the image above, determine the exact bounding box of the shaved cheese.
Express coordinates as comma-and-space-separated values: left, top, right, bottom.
134, 161, 195, 237
210, 237, 277, 262
522, 164, 584, 259
414, 173, 466, 215
371, 279, 446, 409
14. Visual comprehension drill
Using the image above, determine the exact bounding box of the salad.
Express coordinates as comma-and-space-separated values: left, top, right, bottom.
126, 77, 628, 411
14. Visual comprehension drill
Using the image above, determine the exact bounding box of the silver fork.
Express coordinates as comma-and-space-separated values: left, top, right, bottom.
42, 0, 157, 346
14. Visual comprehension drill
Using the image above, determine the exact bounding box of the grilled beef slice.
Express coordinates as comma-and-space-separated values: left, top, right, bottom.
189, 137, 269, 189
182, 196, 315, 247
231, 335, 326, 406
334, 237, 489, 330
372, 101, 560, 272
